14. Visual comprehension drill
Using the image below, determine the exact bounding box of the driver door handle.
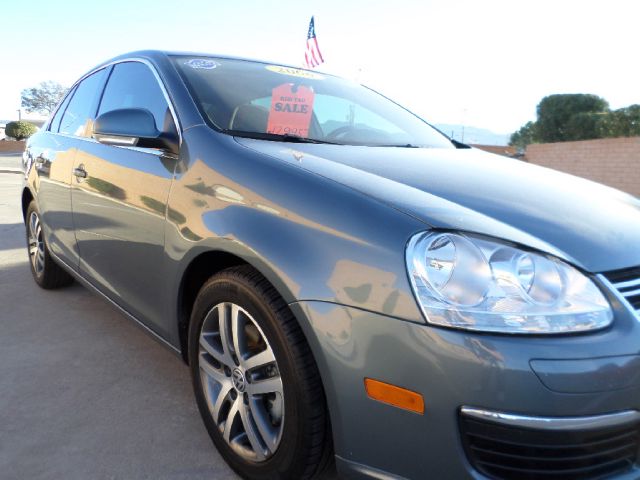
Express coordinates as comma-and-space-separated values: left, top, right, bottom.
73, 166, 87, 179
34, 154, 49, 171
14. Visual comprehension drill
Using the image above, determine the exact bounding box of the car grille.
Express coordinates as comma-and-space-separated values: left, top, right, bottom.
460, 414, 640, 480
603, 267, 640, 314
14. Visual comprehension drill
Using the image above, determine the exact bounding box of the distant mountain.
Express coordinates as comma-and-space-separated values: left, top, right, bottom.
434, 123, 510, 146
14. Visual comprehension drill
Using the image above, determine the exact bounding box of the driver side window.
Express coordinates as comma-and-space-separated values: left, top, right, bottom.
98, 62, 174, 133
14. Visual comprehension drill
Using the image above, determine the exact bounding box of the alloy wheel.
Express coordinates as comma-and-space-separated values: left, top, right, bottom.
198, 302, 285, 462
28, 211, 45, 276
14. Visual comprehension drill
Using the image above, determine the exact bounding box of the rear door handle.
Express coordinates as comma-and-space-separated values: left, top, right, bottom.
35, 150, 49, 164
73, 166, 87, 179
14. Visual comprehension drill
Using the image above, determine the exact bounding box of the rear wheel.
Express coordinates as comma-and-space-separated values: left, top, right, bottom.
25, 201, 73, 289
188, 265, 332, 479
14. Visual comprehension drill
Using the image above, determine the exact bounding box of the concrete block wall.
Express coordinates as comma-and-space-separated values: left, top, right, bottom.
0, 140, 25, 153
525, 137, 640, 197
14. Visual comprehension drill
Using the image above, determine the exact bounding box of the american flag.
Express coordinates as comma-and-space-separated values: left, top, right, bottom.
304, 16, 324, 69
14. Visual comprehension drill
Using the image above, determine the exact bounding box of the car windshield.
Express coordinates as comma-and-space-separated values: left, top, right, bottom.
172, 56, 454, 148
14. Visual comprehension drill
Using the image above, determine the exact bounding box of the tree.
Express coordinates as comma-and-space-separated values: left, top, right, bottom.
564, 111, 607, 141
21, 81, 67, 115
509, 121, 538, 148
536, 94, 609, 143
599, 105, 640, 137
5, 121, 38, 140
508, 94, 640, 147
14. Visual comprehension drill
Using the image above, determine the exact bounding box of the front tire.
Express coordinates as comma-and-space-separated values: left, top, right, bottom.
25, 201, 73, 289
188, 265, 332, 480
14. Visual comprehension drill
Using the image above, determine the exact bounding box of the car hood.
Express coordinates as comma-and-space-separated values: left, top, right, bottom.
236, 139, 640, 273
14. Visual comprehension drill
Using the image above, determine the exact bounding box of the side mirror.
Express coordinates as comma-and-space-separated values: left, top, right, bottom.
93, 108, 178, 154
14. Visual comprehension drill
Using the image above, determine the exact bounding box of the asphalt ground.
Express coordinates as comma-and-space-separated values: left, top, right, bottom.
0, 159, 239, 479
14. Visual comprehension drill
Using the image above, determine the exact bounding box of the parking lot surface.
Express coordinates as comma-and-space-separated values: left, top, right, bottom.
0, 167, 238, 479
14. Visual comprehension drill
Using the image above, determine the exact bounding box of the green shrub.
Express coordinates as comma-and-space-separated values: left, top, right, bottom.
5, 121, 38, 140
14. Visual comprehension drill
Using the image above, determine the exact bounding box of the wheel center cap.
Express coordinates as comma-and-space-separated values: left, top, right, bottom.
232, 368, 247, 393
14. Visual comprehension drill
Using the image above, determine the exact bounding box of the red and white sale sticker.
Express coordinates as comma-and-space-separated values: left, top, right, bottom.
266, 83, 315, 137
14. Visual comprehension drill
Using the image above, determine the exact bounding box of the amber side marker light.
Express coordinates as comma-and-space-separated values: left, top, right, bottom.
364, 378, 425, 414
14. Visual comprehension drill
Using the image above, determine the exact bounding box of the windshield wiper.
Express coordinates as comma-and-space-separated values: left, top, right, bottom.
223, 129, 339, 145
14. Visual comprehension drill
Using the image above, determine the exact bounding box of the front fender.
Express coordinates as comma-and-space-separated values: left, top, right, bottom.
164, 127, 427, 332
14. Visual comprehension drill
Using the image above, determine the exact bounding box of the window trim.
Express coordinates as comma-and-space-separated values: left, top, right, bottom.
48, 84, 77, 133
51, 58, 182, 147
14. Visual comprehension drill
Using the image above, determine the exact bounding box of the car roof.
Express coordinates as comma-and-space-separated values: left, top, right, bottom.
84, 50, 329, 80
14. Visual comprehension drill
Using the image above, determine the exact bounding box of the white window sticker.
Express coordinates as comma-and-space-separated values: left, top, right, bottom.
184, 59, 220, 70
265, 65, 324, 80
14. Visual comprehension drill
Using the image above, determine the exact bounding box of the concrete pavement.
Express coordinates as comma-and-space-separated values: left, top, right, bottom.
0, 154, 22, 174
0, 172, 239, 479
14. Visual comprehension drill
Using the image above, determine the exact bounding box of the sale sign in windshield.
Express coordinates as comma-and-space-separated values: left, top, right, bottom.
266, 83, 315, 137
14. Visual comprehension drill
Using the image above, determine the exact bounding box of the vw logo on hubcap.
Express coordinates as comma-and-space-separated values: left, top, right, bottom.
232, 368, 247, 393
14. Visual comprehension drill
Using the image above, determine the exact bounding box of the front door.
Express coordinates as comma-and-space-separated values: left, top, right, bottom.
71, 61, 178, 335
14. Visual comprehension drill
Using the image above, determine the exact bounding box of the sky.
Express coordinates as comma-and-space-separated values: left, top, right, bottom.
1, 0, 639, 135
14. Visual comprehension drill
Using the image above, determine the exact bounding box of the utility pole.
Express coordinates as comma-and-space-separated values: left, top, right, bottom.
355, 67, 362, 83
349, 68, 362, 127
460, 108, 468, 143
348, 104, 355, 127
17, 109, 21, 121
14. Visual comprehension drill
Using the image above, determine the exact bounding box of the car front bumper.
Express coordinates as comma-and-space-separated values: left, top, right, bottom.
291, 284, 640, 480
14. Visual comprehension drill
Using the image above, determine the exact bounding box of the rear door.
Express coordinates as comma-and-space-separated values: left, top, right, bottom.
30, 69, 108, 269
71, 61, 178, 334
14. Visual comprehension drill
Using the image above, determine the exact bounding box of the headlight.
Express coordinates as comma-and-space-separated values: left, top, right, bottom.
406, 232, 612, 334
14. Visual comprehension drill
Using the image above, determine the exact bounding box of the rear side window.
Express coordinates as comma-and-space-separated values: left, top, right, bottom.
49, 87, 75, 133
98, 62, 171, 131
59, 69, 107, 137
